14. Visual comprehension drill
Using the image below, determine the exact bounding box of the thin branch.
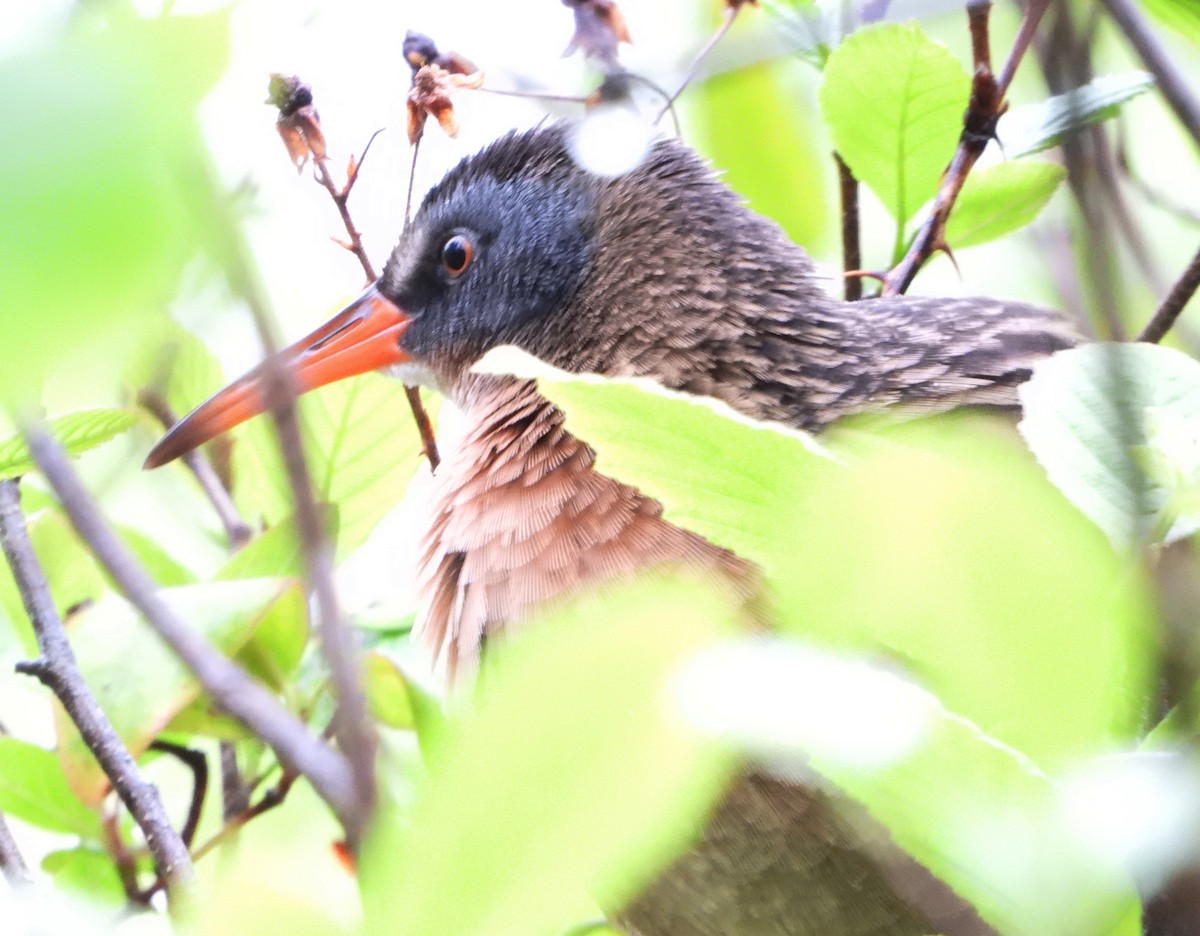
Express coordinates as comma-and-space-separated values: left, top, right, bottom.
148, 740, 208, 848
655, 5, 741, 125
213, 217, 377, 850
0, 811, 31, 887
1098, 0, 1200, 152
883, 0, 1051, 295
0, 479, 195, 897
15, 428, 361, 836
835, 152, 862, 301
219, 741, 251, 822
191, 769, 299, 862
101, 810, 147, 905
404, 137, 421, 229
137, 390, 251, 549
310, 134, 441, 472
1137, 242, 1200, 343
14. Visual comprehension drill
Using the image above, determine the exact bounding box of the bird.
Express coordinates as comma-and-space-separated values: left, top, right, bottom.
145, 123, 1080, 935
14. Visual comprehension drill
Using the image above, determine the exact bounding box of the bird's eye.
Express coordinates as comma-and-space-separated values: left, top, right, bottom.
441, 235, 474, 276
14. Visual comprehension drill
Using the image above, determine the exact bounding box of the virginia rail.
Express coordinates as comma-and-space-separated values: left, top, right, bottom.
146, 124, 1080, 935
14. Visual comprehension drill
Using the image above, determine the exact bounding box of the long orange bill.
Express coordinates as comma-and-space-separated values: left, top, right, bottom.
144, 286, 411, 469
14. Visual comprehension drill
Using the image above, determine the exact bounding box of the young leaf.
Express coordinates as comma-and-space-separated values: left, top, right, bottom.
42, 847, 125, 906
945, 161, 1066, 249
1141, 0, 1200, 46
0, 410, 137, 480
360, 578, 737, 936
820, 23, 969, 227
363, 652, 416, 730
1019, 343, 1200, 549
53, 578, 289, 804
0, 737, 101, 838
1000, 72, 1155, 159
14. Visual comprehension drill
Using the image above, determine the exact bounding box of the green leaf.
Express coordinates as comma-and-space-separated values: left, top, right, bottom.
232, 585, 309, 691
0, 738, 101, 838
0, 12, 231, 402
1142, 0, 1200, 45
0, 410, 137, 480
232, 373, 435, 559
42, 846, 125, 906
691, 63, 830, 250
360, 578, 737, 936
945, 161, 1066, 249
1001, 72, 1155, 159
820, 23, 969, 229
363, 653, 415, 730
1018, 343, 1200, 549
673, 637, 1141, 936
54, 578, 288, 804
474, 347, 832, 577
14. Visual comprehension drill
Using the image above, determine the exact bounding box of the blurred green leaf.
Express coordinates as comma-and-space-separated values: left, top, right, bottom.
233, 585, 309, 691
692, 63, 830, 250
127, 319, 227, 428
1000, 72, 1155, 159
673, 636, 1141, 935
360, 578, 737, 936
0, 737, 101, 838
54, 578, 288, 804
0, 12, 231, 402
1142, 0, 1200, 44
0, 410, 137, 480
820, 23, 969, 235
232, 373, 435, 559
363, 652, 416, 730
1019, 343, 1200, 548
42, 846, 125, 906
769, 418, 1151, 767
945, 161, 1066, 249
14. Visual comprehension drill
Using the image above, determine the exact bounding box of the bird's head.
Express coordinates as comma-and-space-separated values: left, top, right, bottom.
144, 123, 820, 468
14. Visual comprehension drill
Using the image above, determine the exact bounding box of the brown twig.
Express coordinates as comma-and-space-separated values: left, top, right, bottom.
1137, 242, 1200, 344
137, 390, 251, 549
15, 426, 361, 836
1098, 0, 1200, 153
882, 0, 1051, 296
308, 131, 441, 472
148, 740, 208, 849
102, 810, 148, 905
219, 741, 251, 822
191, 769, 300, 862
0, 479, 195, 898
0, 811, 31, 887
835, 153, 862, 301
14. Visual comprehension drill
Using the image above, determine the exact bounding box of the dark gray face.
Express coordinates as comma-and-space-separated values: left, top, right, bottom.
379, 160, 596, 369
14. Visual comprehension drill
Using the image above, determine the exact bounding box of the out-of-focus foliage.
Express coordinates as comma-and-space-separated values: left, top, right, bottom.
0, 12, 230, 402
0, 2, 1195, 935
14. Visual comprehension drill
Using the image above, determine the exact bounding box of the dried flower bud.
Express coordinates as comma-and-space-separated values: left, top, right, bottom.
406, 63, 484, 144
561, 0, 631, 68
403, 31, 479, 80
266, 73, 327, 172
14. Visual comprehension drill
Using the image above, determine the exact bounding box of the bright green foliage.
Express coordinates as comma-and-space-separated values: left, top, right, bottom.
42, 847, 126, 907
0, 410, 137, 480
362, 652, 416, 730
52, 579, 290, 804
1020, 343, 1200, 549
1001, 72, 1156, 159
692, 63, 831, 250
231, 373, 435, 558
945, 161, 1067, 248
820, 24, 969, 234
360, 579, 737, 936
0, 12, 231, 402
1140, 0, 1200, 46
0, 738, 101, 838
